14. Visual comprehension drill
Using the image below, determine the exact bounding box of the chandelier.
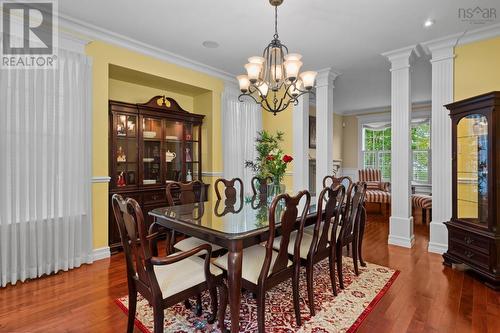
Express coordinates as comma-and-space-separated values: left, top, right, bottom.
237, 0, 317, 115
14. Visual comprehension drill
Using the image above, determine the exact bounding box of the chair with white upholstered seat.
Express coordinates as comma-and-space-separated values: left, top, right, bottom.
214, 190, 311, 333
111, 194, 227, 333
166, 181, 223, 254
272, 185, 345, 316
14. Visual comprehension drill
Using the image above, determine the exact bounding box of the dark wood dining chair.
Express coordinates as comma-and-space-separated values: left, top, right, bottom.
214, 190, 311, 333
305, 175, 353, 235
336, 182, 367, 288
165, 180, 223, 254
214, 177, 244, 216
111, 194, 227, 333
272, 185, 345, 316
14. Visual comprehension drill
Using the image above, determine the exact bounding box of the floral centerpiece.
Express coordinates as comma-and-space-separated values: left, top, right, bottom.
245, 130, 293, 195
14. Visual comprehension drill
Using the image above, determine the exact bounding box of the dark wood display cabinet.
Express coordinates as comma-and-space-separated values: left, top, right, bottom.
108, 95, 208, 253
444, 91, 500, 290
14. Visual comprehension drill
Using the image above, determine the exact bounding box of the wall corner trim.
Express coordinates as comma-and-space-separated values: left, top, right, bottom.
92, 176, 111, 183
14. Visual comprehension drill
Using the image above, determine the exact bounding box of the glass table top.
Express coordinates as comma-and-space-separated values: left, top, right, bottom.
149, 194, 317, 239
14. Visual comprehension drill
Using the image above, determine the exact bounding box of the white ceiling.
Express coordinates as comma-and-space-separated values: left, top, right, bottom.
59, 0, 499, 114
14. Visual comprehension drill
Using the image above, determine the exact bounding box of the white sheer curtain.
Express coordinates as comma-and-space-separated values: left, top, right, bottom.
0, 46, 93, 287
222, 88, 262, 195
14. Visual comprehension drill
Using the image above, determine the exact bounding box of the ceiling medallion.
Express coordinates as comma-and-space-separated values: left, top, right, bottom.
237, 0, 317, 115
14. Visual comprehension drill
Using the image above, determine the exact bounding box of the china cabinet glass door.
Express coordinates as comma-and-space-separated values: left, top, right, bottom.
184, 123, 200, 181
456, 114, 488, 226
115, 114, 137, 187
164, 120, 183, 182
142, 117, 162, 185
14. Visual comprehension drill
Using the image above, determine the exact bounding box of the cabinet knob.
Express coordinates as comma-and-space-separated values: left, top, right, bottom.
464, 250, 474, 258
464, 236, 473, 245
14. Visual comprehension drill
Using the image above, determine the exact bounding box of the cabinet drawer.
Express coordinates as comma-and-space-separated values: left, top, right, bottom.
449, 228, 489, 255
143, 191, 166, 205
449, 240, 490, 269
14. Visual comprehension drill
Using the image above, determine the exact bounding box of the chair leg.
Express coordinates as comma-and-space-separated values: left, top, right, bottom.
195, 293, 203, 316
305, 262, 315, 316
256, 287, 266, 333
184, 299, 192, 310
358, 208, 367, 267
336, 244, 344, 289
127, 288, 137, 333
153, 304, 164, 333
422, 208, 427, 225
207, 287, 218, 324
353, 238, 359, 276
217, 284, 228, 332
328, 246, 338, 296
292, 266, 302, 326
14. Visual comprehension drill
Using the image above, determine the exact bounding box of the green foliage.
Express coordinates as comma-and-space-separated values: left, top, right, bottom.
245, 130, 292, 184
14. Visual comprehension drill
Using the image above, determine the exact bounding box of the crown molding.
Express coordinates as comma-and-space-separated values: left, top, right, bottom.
421, 22, 500, 56
346, 100, 431, 117
57, 13, 237, 83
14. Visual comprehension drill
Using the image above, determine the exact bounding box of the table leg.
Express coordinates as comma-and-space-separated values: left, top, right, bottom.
227, 248, 243, 333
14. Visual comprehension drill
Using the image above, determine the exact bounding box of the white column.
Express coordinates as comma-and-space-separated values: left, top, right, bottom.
383, 46, 416, 248
315, 68, 340, 194
422, 39, 456, 254
293, 94, 309, 192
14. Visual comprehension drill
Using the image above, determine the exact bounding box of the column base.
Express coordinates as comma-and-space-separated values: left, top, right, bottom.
428, 221, 448, 254
388, 216, 415, 248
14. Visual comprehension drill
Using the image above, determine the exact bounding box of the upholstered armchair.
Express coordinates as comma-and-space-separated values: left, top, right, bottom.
358, 169, 391, 213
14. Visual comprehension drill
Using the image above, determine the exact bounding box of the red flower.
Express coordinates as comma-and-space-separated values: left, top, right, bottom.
283, 155, 293, 163
266, 155, 275, 161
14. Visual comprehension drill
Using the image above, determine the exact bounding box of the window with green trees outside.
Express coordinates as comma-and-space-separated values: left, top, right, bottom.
362, 121, 431, 183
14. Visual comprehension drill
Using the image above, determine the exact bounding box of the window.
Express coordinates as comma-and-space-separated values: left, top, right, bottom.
411, 121, 431, 183
362, 120, 431, 183
362, 126, 392, 180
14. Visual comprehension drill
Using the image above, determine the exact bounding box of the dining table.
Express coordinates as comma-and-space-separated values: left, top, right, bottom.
149, 193, 319, 333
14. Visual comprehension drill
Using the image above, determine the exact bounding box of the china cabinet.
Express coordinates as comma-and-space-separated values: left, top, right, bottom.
108, 95, 206, 252
444, 91, 500, 290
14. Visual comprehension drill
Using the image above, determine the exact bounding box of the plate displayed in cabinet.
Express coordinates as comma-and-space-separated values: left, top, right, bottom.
143, 158, 155, 162
143, 179, 157, 185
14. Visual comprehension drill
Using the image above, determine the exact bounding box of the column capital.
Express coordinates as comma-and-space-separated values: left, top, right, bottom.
421, 37, 457, 63
382, 45, 417, 71
315, 67, 341, 88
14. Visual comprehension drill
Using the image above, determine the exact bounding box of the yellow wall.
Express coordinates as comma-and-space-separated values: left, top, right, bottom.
333, 114, 343, 161
108, 79, 194, 111
453, 36, 500, 219
262, 106, 294, 190
85, 41, 224, 249
342, 115, 359, 168
454, 36, 500, 100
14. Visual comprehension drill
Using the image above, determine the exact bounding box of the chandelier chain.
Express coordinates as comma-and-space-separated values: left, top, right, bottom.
274, 6, 278, 39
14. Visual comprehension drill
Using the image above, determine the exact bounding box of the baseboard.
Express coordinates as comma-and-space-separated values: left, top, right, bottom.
93, 246, 111, 261
428, 242, 447, 254
388, 234, 415, 248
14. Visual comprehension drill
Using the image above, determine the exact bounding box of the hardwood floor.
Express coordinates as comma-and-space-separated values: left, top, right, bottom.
0, 212, 499, 333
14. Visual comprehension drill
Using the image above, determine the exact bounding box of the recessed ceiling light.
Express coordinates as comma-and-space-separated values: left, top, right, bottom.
202, 40, 219, 49
424, 19, 435, 28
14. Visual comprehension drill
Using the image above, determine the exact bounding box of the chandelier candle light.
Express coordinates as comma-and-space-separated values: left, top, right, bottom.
237, 0, 317, 115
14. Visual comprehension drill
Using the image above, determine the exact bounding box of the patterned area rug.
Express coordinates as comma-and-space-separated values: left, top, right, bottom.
115, 257, 399, 332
